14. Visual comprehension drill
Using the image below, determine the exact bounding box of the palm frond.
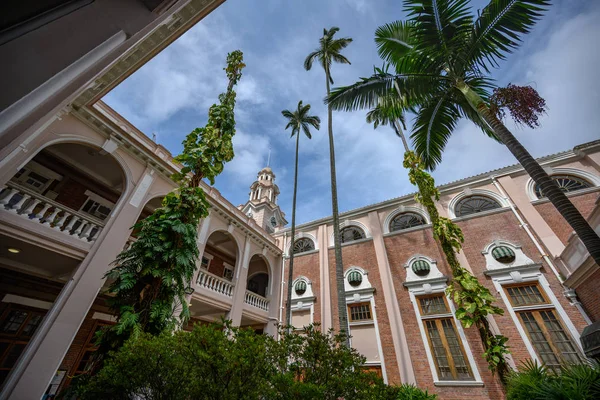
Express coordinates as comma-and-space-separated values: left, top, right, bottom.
327, 73, 398, 112
410, 90, 461, 170
404, 0, 473, 63
375, 21, 416, 65
304, 50, 321, 71
465, 0, 550, 72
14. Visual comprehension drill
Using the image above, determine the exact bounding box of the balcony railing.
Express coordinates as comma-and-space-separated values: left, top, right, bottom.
196, 270, 234, 297
0, 182, 104, 242
244, 290, 269, 312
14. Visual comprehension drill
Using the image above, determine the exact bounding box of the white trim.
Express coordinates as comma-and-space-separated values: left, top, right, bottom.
329, 220, 371, 247
2, 294, 53, 310
448, 188, 509, 219
525, 167, 600, 201
488, 267, 585, 363
285, 232, 318, 256
92, 312, 116, 322
482, 240, 536, 271
407, 285, 483, 385
404, 255, 444, 283
383, 205, 430, 234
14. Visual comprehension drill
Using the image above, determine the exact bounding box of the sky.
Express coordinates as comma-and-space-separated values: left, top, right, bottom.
103, 0, 600, 225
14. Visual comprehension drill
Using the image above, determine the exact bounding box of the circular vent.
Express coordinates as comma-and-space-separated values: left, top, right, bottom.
295, 280, 307, 295
492, 246, 516, 264
347, 271, 363, 287
412, 260, 431, 277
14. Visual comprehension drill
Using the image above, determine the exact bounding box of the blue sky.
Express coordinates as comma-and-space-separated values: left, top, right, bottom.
104, 0, 600, 225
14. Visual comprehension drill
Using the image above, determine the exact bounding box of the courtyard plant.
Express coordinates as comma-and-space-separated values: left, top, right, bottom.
75, 322, 437, 400
94, 50, 245, 358
505, 360, 600, 400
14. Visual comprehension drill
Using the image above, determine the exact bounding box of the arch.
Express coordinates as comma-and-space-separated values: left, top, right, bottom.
404, 255, 443, 282
448, 189, 507, 218
384, 205, 430, 234
481, 239, 535, 270
285, 232, 318, 256
329, 220, 371, 247
205, 227, 242, 259
247, 253, 272, 297
203, 230, 241, 280
343, 266, 373, 292
525, 167, 600, 201
16, 135, 133, 195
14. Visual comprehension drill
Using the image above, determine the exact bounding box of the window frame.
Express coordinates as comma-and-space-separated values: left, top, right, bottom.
502, 282, 584, 368
339, 226, 366, 244
347, 302, 373, 323
416, 294, 475, 382
389, 212, 426, 232
79, 191, 115, 221
292, 238, 315, 255
454, 195, 502, 218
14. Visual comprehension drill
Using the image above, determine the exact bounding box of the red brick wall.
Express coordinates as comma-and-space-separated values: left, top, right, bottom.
534, 191, 599, 244
384, 228, 504, 399
284, 251, 321, 326
54, 178, 90, 210
327, 240, 402, 386
576, 267, 600, 322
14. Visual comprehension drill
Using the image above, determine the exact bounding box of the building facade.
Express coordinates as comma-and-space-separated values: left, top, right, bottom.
274, 140, 600, 399
0, 2, 599, 399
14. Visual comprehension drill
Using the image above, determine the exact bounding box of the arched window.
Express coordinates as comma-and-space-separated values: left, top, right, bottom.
455, 195, 501, 217
534, 175, 592, 199
339, 226, 366, 244
293, 238, 315, 254
390, 212, 426, 232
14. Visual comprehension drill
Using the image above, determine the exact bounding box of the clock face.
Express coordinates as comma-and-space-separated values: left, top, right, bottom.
270, 216, 277, 227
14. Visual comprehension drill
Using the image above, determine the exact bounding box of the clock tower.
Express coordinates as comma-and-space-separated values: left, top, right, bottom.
239, 166, 287, 233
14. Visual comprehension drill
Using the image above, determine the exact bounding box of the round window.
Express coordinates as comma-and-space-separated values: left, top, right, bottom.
295, 280, 307, 295
347, 271, 363, 287
412, 260, 431, 277
492, 246, 516, 264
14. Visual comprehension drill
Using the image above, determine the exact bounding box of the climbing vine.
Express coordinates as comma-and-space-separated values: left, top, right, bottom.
97, 51, 245, 356
404, 151, 510, 380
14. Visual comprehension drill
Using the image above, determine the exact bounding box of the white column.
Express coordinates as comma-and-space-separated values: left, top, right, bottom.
367, 211, 416, 384
229, 236, 252, 326
3, 169, 156, 400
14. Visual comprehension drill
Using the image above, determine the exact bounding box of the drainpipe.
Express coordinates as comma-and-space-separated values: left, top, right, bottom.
279, 231, 287, 328
490, 176, 592, 324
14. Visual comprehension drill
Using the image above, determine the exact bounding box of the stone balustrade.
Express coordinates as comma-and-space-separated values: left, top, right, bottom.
0, 182, 104, 242
196, 270, 234, 297
244, 290, 269, 311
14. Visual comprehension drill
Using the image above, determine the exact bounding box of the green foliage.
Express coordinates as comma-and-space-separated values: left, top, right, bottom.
506, 360, 600, 400
96, 51, 245, 359
75, 322, 436, 400
403, 151, 510, 378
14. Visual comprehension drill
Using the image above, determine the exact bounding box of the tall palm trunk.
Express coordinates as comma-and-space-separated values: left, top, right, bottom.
392, 120, 409, 153
458, 82, 600, 267
285, 133, 300, 332
325, 65, 350, 345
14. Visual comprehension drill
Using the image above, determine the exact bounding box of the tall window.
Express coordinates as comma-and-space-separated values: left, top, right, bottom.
0, 305, 46, 387
504, 283, 583, 369
454, 195, 501, 217
534, 175, 592, 199
417, 294, 473, 381
339, 226, 366, 244
293, 238, 315, 254
389, 212, 425, 232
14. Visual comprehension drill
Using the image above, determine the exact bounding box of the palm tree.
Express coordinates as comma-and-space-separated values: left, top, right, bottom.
327, 0, 600, 266
281, 101, 320, 333
304, 27, 353, 342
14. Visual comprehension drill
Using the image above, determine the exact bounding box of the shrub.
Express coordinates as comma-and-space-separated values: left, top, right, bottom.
73, 322, 435, 400
506, 359, 600, 400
